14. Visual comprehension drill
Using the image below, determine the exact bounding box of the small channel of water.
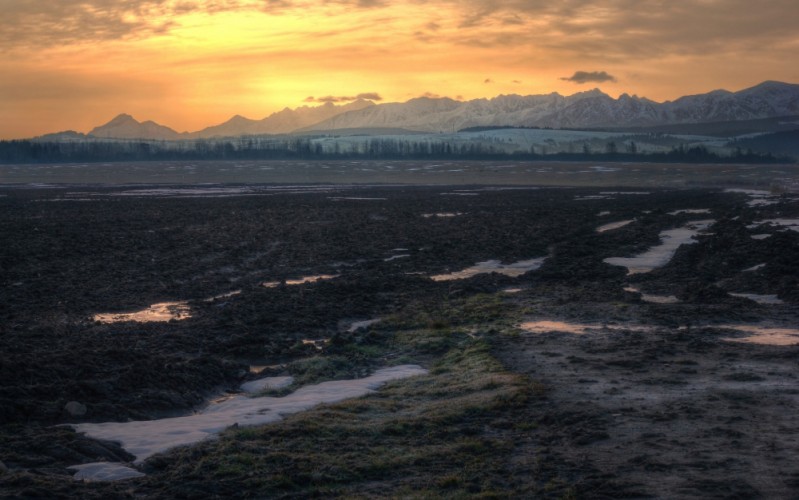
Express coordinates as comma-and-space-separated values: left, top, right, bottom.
603, 220, 714, 274
431, 257, 547, 281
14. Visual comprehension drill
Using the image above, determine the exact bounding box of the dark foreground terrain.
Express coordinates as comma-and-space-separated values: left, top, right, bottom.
1, 163, 799, 498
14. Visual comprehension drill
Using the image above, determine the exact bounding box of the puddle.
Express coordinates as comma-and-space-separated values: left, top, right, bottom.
422, 212, 463, 218
301, 339, 329, 350
718, 325, 799, 346
725, 188, 780, 207
502, 287, 523, 294
729, 293, 784, 305
69, 462, 145, 482
204, 290, 242, 301
748, 218, 799, 233
384, 254, 410, 262
328, 197, 387, 201
751, 234, 771, 240
743, 263, 766, 272
596, 219, 634, 233
71, 365, 428, 469
668, 209, 711, 215
347, 319, 381, 332
597, 211, 611, 216
603, 220, 714, 274
599, 191, 650, 195
519, 320, 655, 335
92, 301, 192, 324
624, 286, 680, 304
263, 274, 339, 288
430, 257, 547, 281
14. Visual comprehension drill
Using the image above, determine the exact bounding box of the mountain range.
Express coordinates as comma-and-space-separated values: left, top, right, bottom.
48, 81, 799, 141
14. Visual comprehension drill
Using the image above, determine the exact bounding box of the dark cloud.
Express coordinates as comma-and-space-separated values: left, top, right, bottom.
561, 71, 617, 84
304, 93, 382, 103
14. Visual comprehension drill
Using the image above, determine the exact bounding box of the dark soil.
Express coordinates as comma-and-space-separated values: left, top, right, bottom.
1, 173, 797, 497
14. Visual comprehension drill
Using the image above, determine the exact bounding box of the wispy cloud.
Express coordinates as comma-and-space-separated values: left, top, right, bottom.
304, 92, 383, 103
561, 71, 617, 84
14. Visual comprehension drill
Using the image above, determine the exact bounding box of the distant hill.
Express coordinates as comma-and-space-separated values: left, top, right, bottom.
42, 80, 799, 141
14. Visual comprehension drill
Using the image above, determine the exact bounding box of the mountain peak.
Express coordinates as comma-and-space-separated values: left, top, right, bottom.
106, 113, 138, 126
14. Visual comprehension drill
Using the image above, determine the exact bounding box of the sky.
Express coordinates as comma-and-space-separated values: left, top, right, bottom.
1, 0, 798, 139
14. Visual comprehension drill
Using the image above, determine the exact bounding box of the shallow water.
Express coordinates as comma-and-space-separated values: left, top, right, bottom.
596, 219, 634, 233
430, 257, 546, 281
92, 301, 192, 324
263, 274, 339, 288
729, 293, 784, 305
623, 286, 680, 304
603, 220, 714, 274
71, 365, 428, 468
718, 325, 799, 346
518, 320, 655, 335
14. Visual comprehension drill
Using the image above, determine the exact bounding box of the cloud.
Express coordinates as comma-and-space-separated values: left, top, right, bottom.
304, 92, 382, 103
560, 71, 617, 84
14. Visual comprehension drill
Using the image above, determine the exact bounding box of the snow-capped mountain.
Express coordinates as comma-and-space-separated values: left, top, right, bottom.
304, 81, 799, 133
189, 99, 375, 138
88, 114, 185, 140
87, 100, 376, 140
83, 81, 799, 140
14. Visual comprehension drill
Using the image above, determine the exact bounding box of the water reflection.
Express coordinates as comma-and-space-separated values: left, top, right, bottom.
719, 325, 799, 346
262, 274, 339, 288
519, 320, 655, 334
603, 220, 714, 274
431, 257, 546, 281
596, 219, 634, 233
624, 286, 680, 304
93, 301, 192, 324
729, 293, 784, 305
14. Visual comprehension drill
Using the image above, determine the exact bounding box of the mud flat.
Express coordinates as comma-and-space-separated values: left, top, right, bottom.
1, 173, 798, 498
495, 319, 799, 498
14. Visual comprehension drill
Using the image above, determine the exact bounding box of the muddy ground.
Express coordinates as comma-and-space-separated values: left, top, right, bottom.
1, 165, 798, 498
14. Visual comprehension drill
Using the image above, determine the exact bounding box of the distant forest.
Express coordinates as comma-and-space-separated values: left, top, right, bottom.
0, 136, 792, 164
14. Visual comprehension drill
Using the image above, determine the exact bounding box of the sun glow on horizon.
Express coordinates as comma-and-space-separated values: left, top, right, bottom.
1, 0, 797, 138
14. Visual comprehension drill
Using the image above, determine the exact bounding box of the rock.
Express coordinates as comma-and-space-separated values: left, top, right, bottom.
65, 401, 87, 417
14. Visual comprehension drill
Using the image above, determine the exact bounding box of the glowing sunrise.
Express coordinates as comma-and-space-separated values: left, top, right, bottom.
1, 0, 798, 139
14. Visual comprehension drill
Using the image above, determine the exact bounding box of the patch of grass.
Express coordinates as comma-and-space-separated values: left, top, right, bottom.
141, 335, 542, 498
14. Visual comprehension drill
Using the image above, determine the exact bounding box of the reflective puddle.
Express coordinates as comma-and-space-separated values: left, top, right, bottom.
603, 220, 714, 274
729, 293, 784, 305
718, 325, 799, 346
70, 365, 428, 471
263, 274, 339, 288
92, 301, 192, 324
431, 257, 547, 281
624, 286, 680, 304
597, 219, 634, 233
519, 320, 655, 335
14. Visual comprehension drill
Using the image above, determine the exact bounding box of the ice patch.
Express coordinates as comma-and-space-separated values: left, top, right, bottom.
668, 209, 711, 215
603, 220, 715, 274
624, 286, 680, 304
431, 257, 546, 281
729, 293, 784, 305
69, 462, 145, 482
596, 219, 634, 233
71, 365, 427, 465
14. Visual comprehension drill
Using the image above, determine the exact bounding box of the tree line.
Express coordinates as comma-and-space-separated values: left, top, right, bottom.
0, 136, 791, 164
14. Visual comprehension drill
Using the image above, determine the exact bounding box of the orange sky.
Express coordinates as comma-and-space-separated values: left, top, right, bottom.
1, 0, 798, 139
